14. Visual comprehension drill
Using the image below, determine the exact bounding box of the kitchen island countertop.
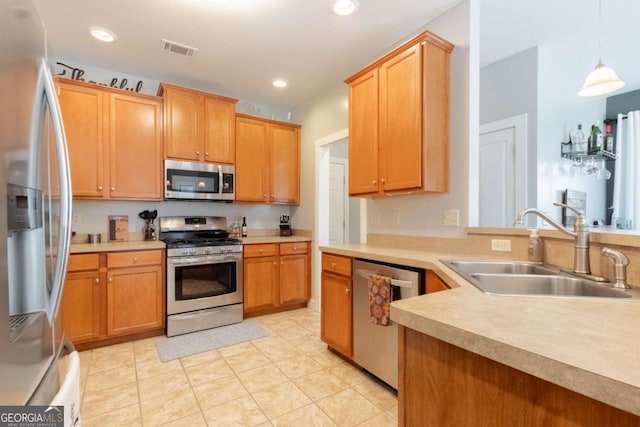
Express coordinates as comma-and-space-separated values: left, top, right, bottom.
320, 243, 640, 416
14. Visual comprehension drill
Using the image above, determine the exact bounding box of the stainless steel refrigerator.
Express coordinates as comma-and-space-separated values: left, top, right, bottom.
0, 0, 73, 405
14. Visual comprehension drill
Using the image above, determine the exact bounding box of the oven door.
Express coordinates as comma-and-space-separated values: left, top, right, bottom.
167, 254, 243, 315
165, 159, 222, 200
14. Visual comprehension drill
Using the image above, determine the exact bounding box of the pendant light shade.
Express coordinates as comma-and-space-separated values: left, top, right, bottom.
578, 59, 625, 97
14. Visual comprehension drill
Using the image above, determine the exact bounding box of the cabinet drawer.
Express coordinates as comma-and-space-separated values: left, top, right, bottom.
107, 250, 163, 268
322, 253, 352, 277
67, 254, 100, 272
244, 244, 278, 258
280, 242, 309, 255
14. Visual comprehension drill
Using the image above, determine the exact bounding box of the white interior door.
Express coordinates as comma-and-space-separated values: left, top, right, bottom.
329, 160, 346, 245
479, 128, 515, 226
479, 114, 528, 227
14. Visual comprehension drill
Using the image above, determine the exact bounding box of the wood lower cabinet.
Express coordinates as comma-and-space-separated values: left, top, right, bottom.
426, 270, 450, 293
398, 327, 640, 426
243, 242, 310, 316
62, 250, 165, 349
235, 114, 301, 204
61, 254, 101, 343
57, 79, 163, 200
160, 83, 237, 164
320, 253, 353, 358
346, 31, 453, 197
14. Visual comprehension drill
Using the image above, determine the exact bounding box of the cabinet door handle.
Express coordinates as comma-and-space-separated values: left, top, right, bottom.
273, 262, 277, 265
205, 152, 209, 157
345, 287, 350, 294
111, 187, 115, 192
196, 150, 200, 155
95, 277, 99, 284
108, 277, 113, 283
380, 178, 386, 184
97, 185, 103, 191
281, 261, 284, 265
263, 193, 267, 198
372, 180, 377, 185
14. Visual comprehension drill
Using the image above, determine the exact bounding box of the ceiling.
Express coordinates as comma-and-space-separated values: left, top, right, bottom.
33, 0, 461, 110
480, 0, 640, 90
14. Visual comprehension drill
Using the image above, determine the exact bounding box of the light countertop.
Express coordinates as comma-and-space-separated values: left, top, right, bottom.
241, 235, 312, 245
70, 240, 166, 254
320, 243, 640, 416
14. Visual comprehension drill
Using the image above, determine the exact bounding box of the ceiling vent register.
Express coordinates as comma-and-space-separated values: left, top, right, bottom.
161, 39, 199, 57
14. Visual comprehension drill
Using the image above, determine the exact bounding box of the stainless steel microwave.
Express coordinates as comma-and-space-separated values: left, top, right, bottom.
165, 159, 234, 201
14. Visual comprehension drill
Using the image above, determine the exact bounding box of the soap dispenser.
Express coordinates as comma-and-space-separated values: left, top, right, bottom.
528, 229, 544, 263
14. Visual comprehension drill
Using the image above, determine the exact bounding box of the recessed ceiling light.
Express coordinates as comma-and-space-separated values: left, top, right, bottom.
332, 0, 358, 16
272, 79, 288, 88
89, 26, 117, 43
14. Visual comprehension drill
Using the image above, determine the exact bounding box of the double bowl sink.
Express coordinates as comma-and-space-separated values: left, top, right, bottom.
442, 260, 632, 299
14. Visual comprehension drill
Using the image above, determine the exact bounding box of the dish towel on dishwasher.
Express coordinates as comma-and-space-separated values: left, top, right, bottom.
368, 273, 391, 326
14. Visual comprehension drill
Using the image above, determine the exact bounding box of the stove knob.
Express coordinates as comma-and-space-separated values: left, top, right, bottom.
181, 249, 189, 255
204, 248, 212, 254
218, 248, 225, 254
189, 249, 197, 255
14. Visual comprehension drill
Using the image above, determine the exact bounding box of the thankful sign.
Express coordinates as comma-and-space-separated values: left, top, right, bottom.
56, 62, 144, 92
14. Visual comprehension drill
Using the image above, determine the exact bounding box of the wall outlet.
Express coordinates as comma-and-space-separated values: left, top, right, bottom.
443, 209, 459, 226
392, 211, 400, 225
491, 239, 512, 252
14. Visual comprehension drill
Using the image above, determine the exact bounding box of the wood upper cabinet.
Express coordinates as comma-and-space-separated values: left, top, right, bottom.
109, 92, 163, 199
235, 114, 301, 204
62, 250, 165, 348
57, 79, 163, 200
348, 69, 379, 195
320, 253, 353, 358
270, 123, 300, 204
57, 82, 106, 198
243, 242, 310, 316
346, 31, 454, 197
160, 83, 237, 164
236, 116, 269, 202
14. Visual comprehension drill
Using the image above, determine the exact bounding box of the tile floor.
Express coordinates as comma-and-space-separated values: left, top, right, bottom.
74, 308, 398, 426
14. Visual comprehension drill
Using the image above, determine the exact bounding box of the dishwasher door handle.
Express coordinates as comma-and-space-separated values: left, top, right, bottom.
355, 269, 414, 288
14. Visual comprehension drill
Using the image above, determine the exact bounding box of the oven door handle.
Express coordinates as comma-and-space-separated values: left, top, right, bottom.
170, 255, 241, 266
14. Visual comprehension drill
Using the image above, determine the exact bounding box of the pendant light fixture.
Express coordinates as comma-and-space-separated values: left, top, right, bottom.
578, 0, 624, 97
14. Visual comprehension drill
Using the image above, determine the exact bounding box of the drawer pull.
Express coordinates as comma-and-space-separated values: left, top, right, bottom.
133, 256, 139, 263
331, 262, 337, 268
259, 249, 263, 253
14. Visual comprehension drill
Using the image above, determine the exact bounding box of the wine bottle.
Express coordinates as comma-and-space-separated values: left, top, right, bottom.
242, 216, 247, 237
605, 124, 614, 152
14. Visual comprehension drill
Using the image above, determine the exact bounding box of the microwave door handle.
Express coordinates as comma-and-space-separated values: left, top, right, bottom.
41, 59, 73, 321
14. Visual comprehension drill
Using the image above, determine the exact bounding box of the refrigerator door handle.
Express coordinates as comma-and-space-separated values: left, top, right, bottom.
40, 59, 73, 321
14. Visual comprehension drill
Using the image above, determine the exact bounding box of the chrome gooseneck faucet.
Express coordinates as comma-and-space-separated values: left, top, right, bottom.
515, 203, 591, 275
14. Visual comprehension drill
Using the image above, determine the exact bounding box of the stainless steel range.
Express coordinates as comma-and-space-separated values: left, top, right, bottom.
160, 216, 243, 337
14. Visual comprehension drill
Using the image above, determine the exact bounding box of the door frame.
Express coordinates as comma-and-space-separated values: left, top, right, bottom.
479, 114, 528, 225
313, 128, 366, 311
329, 157, 349, 245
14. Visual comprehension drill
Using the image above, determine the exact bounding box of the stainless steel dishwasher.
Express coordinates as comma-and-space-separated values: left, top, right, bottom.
353, 259, 424, 389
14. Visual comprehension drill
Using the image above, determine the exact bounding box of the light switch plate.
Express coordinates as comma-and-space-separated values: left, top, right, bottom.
443, 209, 459, 226
392, 211, 400, 225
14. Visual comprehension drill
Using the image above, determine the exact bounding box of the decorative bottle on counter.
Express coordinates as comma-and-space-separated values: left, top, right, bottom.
241, 217, 247, 237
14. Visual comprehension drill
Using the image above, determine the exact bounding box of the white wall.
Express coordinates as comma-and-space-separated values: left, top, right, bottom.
367, 0, 476, 237
72, 200, 289, 237
480, 47, 538, 211
290, 82, 349, 230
